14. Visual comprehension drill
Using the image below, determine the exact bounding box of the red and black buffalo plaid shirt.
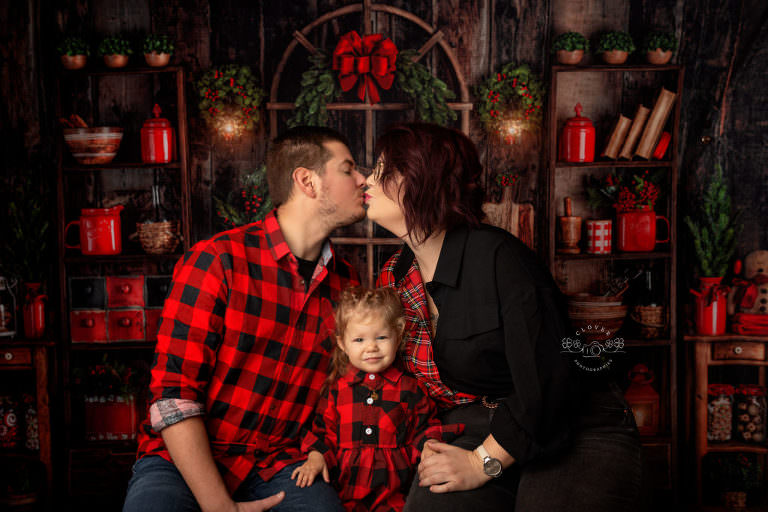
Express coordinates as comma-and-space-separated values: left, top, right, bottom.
136, 210, 359, 492
301, 364, 463, 512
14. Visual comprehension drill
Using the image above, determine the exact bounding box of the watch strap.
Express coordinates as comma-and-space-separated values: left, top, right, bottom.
476, 444, 491, 461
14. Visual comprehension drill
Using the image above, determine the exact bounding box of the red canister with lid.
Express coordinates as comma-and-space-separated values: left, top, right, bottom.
141, 104, 175, 163
559, 103, 596, 163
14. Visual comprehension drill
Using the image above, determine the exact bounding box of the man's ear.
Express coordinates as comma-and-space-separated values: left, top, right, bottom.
292, 166, 317, 198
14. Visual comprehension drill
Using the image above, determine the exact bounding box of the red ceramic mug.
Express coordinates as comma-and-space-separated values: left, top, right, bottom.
64, 206, 124, 255
616, 207, 670, 252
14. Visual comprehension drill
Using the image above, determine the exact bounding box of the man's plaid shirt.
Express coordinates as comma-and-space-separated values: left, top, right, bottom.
136, 210, 359, 492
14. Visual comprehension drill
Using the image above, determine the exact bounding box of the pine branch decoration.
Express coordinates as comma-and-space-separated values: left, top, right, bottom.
684, 164, 741, 277
214, 165, 273, 228
288, 51, 342, 128
395, 50, 456, 126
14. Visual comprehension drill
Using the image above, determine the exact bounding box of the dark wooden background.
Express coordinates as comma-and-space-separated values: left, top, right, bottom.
1, 0, 766, 274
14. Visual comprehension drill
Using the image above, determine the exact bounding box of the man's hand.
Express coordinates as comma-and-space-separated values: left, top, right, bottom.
417, 440, 491, 493
290, 451, 330, 488
420, 440, 438, 460
234, 491, 285, 511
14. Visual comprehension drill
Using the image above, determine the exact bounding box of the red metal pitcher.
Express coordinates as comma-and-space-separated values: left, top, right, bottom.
559, 103, 595, 163
64, 206, 124, 255
616, 206, 670, 252
691, 277, 728, 336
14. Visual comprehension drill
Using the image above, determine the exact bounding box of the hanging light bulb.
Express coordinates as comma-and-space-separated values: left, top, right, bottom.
501, 118, 525, 145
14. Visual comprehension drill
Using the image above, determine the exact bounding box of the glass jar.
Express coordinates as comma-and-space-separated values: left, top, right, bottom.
707, 384, 735, 442
735, 385, 767, 444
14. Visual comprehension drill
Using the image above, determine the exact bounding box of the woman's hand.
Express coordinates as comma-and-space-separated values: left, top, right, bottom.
290, 451, 330, 488
417, 440, 491, 493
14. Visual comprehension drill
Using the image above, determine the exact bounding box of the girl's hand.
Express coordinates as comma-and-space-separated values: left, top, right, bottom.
290, 451, 330, 488
417, 440, 491, 493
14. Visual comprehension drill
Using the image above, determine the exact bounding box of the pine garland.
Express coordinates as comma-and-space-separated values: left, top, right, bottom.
288, 51, 342, 128
395, 50, 456, 126
684, 164, 741, 277
214, 165, 273, 228
289, 49, 457, 127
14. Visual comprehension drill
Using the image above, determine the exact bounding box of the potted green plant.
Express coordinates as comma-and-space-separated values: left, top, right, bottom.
97, 36, 133, 68
57, 36, 90, 70
596, 31, 636, 65
684, 164, 741, 335
705, 453, 762, 509
641, 31, 677, 65
142, 34, 175, 67
552, 32, 589, 65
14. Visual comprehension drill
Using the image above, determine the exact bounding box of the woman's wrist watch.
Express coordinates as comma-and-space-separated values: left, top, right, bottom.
476, 444, 502, 478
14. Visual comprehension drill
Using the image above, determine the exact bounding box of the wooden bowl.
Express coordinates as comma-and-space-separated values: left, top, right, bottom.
63, 127, 123, 165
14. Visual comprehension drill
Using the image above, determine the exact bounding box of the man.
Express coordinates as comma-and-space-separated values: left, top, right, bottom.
123, 127, 367, 512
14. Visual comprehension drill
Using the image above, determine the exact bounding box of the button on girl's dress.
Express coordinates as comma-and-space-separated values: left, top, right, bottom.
368, 373, 376, 380
365, 427, 373, 435
366, 397, 374, 405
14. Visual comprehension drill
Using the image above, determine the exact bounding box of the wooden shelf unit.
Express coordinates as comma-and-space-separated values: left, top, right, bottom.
543, 64, 684, 504
54, 66, 191, 501
689, 334, 768, 507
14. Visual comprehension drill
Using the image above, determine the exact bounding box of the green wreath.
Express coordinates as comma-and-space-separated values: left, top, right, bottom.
196, 65, 266, 133
288, 49, 457, 127
475, 63, 544, 133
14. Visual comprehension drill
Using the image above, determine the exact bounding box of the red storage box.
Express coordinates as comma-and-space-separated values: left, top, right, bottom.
71, 310, 107, 343
84, 395, 137, 441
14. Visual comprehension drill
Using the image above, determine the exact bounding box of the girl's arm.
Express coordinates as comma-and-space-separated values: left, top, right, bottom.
300, 387, 341, 471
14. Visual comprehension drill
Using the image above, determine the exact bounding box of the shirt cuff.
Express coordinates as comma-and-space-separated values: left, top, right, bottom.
150, 398, 205, 433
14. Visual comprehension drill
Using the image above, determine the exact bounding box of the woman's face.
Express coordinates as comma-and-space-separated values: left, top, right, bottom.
364, 158, 408, 237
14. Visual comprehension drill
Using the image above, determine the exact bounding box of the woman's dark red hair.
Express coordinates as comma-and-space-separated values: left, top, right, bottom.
374, 122, 484, 243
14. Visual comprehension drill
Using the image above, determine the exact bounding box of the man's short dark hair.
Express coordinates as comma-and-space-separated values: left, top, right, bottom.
265, 126, 350, 206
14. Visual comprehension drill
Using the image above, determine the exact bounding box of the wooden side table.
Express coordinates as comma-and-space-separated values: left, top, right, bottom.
0, 340, 54, 496
689, 334, 768, 508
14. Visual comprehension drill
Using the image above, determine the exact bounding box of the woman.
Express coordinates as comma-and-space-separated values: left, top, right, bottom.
365, 122, 641, 511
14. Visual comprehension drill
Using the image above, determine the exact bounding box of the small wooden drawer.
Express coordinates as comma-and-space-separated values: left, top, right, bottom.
713, 342, 766, 361
71, 310, 107, 343
106, 276, 145, 308
144, 308, 163, 341
107, 309, 145, 341
0, 347, 32, 366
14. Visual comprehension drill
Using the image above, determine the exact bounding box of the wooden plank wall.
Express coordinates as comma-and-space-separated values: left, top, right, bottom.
1, 0, 766, 264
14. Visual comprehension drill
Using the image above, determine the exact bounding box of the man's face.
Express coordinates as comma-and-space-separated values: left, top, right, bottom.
316, 141, 366, 228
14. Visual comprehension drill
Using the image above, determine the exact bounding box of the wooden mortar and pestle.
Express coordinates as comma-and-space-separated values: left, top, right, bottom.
558, 197, 582, 254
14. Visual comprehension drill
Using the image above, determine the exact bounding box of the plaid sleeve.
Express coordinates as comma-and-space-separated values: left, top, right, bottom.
149, 398, 205, 432
300, 387, 340, 470
149, 240, 229, 405
407, 382, 464, 456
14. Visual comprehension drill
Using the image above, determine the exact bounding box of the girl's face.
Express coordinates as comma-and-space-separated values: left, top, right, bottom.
338, 311, 399, 375
364, 158, 408, 237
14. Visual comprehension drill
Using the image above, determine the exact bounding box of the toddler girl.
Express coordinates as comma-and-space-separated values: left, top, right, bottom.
292, 286, 461, 511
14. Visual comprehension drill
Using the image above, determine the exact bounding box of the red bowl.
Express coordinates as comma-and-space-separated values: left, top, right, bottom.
63, 127, 123, 165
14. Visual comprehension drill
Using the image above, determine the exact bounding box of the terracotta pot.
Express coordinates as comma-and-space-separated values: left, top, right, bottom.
556, 49, 584, 65
61, 54, 87, 70
602, 50, 629, 65
646, 49, 673, 65
103, 54, 129, 68
144, 52, 171, 67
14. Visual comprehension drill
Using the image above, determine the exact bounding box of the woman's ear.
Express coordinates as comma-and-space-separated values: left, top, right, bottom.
293, 167, 317, 198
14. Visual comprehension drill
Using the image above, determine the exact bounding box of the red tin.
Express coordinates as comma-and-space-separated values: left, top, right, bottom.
141, 104, 174, 164
84, 395, 137, 441
71, 310, 107, 343
106, 276, 145, 308
559, 103, 595, 163
64, 206, 124, 255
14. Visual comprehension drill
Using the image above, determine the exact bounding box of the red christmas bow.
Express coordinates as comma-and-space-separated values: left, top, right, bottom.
332, 31, 398, 104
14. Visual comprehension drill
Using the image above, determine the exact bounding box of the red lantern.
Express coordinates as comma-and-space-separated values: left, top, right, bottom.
624, 363, 659, 435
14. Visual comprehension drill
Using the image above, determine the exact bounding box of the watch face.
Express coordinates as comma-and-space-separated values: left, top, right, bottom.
483, 458, 503, 478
